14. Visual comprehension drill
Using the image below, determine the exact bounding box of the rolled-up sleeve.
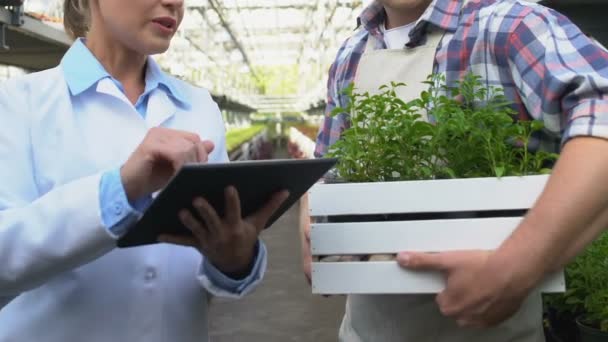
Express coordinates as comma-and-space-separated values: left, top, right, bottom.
563, 100, 608, 143
506, 7, 608, 146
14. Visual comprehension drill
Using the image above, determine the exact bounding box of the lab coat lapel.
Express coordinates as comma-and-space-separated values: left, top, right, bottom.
94, 76, 177, 128
146, 89, 177, 128
96, 78, 131, 105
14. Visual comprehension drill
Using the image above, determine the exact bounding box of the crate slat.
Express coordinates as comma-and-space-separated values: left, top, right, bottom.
311, 217, 522, 255
309, 175, 549, 216
312, 262, 565, 294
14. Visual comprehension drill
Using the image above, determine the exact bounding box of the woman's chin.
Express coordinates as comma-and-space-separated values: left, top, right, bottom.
137, 37, 172, 55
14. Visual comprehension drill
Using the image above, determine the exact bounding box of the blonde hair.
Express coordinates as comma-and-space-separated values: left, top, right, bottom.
63, 0, 90, 39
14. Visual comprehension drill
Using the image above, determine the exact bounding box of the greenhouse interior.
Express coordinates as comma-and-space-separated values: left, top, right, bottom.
1, 0, 608, 341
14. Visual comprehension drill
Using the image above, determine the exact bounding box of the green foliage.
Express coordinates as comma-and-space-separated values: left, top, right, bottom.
226, 125, 266, 152
545, 232, 608, 332
326, 73, 558, 182
253, 65, 300, 96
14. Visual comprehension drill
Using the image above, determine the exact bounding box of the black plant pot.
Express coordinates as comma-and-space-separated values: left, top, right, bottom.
544, 309, 579, 342
577, 317, 608, 342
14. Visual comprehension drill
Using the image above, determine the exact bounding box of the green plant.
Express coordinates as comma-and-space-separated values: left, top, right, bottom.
326, 73, 558, 182
226, 125, 266, 152
253, 65, 300, 96
545, 232, 608, 332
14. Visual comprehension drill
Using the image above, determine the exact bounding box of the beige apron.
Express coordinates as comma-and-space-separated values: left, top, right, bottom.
338, 20, 545, 342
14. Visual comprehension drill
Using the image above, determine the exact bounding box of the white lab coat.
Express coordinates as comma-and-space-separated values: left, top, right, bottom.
0, 65, 260, 341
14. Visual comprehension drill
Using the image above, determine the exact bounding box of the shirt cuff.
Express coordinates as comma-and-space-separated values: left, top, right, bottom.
562, 100, 608, 146
99, 168, 153, 239
197, 240, 267, 299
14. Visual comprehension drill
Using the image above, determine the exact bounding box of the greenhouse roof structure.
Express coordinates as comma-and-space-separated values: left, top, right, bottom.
22, 0, 366, 112
2, 0, 607, 113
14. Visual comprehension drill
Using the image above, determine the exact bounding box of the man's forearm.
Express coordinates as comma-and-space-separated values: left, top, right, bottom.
555, 204, 608, 269
490, 137, 608, 288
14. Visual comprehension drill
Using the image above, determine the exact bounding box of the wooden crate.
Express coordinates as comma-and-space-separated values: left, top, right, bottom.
308, 174, 565, 294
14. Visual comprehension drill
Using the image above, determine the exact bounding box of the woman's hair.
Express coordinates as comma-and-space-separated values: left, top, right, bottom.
63, 0, 90, 39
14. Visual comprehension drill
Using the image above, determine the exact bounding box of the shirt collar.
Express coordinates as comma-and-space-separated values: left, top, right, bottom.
144, 56, 190, 107
61, 38, 190, 106
359, 0, 464, 46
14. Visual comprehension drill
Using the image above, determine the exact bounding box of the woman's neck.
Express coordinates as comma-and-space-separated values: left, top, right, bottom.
85, 28, 146, 105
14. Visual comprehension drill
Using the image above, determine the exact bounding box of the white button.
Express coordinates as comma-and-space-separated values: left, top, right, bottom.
145, 268, 156, 281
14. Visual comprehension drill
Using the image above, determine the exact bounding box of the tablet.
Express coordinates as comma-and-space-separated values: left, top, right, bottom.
117, 158, 337, 248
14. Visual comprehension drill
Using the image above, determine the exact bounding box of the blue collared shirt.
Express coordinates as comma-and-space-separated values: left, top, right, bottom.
61, 39, 264, 291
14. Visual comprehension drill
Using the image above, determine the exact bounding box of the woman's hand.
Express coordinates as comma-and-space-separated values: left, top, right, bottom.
120, 127, 215, 202
159, 186, 289, 279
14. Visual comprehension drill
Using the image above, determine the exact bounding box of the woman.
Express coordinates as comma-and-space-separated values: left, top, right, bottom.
0, 0, 287, 341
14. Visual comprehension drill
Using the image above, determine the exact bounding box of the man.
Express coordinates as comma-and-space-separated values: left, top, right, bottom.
301, 0, 608, 340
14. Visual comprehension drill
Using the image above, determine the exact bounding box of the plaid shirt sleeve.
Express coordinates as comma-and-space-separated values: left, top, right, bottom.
505, 5, 608, 146
314, 30, 371, 158
314, 50, 347, 158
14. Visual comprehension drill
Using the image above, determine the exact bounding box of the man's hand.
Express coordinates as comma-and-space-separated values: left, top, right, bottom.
398, 138, 608, 327
159, 186, 289, 279
397, 250, 530, 328
299, 193, 313, 284
120, 127, 215, 202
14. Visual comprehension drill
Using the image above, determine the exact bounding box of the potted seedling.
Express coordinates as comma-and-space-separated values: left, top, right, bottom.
544, 232, 608, 342
308, 74, 564, 294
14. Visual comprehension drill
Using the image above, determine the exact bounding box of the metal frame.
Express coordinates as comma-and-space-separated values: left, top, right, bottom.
0, 7, 68, 44
177, 0, 363, 110
0, 6, 70, 70
195, 1, 261, 84
0, 23, 7, 50
18, 0, 607, 112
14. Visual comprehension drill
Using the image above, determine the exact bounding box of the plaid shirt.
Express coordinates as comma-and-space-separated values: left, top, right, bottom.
315, 0, 608, 157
